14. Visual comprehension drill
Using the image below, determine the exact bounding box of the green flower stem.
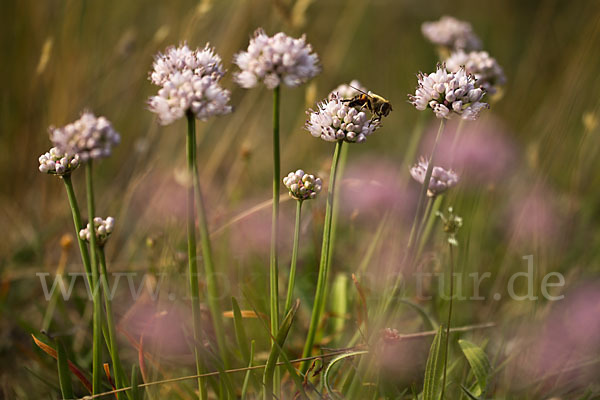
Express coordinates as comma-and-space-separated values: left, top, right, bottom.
270, 85, 281, 395
407, 118, 446, 252
301, 140, 344, 373
62, 175, 93, 281
85, 162, 103, 395
98, 247, 126, 400
186, 112, 207, 400
284, 200, 303, 314
440, 243, 456, 400
190, 114, 228, 368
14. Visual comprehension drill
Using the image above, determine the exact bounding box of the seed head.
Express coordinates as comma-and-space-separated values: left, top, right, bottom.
233, 28, 320, 89
436, 207, 463, 246
283, 169, 322, 201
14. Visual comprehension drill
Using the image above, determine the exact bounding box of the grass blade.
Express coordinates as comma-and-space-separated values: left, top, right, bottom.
422, 325, 447, 400
56, 339, 74, 399
241, 340, 255, 400
231, 297, 250, 363
130, 365, 141, 400
459, 339, 491, 396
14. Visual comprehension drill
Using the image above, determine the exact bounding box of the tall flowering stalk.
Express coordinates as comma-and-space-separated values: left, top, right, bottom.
301, 93, 384, 372
406, 63, 487, 250
148, 43, 232, 398
282, 170, 322, 313
46, 112, 122, 395
233, 28, 319, 393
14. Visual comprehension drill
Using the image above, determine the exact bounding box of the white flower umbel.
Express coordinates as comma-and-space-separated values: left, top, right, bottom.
408, 63, 489, 120
329, 80, 367, 100
79, 216, 115, 247
148, 71, 232, 125
150, 43, 225, 87
410, 157, 459, 197
233, 28, 320, 89
49, 111, 120, 162
306, 94, 381, 143
445, 50, 506, 94
38, 147, 80, 176
421, 16, 482, 52
283, 169, 323, 201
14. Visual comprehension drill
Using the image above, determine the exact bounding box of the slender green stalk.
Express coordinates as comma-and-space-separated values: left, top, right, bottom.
98, 248, 125, 400
191, 115, 228, 368
301, 140, 344, 373
85, 162, 103, 395
270, 86, 281, 396
62, 175, 93, 279
284, 200, 303, 313
186, 112, 207, 400
407, 119, 446, 252
440, 243, 455, 400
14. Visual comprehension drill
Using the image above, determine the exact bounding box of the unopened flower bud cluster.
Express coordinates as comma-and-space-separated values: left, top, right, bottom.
50, 112, 120, 162
148, 43, 232, 125
306, 94, 381, 143
410, 157, 459, 197
283, 170, 322, 200
38, 147, 80, 176
79, 217, 115, 246
445, 50, 506, 94
233, 28, 320, 89
409, 63, 489, 120
437, 207, 463, 246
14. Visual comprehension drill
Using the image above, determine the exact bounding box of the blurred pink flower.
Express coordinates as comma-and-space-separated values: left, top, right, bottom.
420, 116, 517, 185
505, 184, 564, 247
340, 156, 417, 223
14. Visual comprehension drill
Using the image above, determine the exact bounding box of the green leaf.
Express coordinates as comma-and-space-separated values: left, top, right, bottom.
459, 339, 491, 396
130, 365, 141, 400
460, 384, 482, 400
241, 340, 255, 400
231, 297, 251, 363
324, 350, 369, 399
262, 299, 300, 400
56, 339, 74, 399
422, 325, 446, 400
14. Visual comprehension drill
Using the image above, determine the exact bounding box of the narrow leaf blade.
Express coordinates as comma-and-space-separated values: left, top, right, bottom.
459, 339, 491, 396
422, 325, 446, 400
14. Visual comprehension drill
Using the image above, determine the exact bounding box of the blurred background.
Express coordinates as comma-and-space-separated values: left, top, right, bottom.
1, 0, 600, 398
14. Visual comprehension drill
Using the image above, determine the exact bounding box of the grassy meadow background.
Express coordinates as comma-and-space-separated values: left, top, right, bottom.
1, 0, 600, 398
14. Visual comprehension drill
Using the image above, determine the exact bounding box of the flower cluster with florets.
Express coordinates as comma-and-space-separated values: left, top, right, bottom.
233, 28, 320, 90
421, 16, 482, 52
38, 147, 80, 176
329, 80, 367, 100
410, 157, 459, 197
148, 43, 232, 125
283, 170, 322, 201
408, 63, 489, 120
49, 111, 120, 162
305, 94, 381, 143
79, 217, 115, 246
445, 50, 506, 94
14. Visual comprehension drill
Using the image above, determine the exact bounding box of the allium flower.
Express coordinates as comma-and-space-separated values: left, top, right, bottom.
148, 71, 232, 125
408, 63, 489, 120
38, 147, 80, 176
148, 43, 232, 125
283, 169, 322, 201
410, 157, 459, 197
329, 80, 367, 100
305, 94, 381, 143
149, 43, 225, 87
445, 50, 506, 94
49, 111, 120, 162
233, 28, 320, 89
79, 216, 115, 246
421, 16, 482, 51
